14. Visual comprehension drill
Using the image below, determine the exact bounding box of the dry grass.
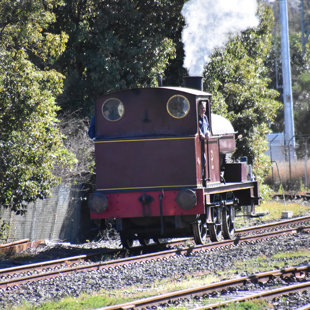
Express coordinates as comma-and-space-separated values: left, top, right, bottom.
256, 200, 310, 220
235, 200, 310, 227
265, 159, 310, 191
56, 114, 95, 185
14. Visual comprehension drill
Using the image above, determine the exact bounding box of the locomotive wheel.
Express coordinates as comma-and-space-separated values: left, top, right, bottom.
152, 237, 161, 244
120, 232, 134, 249
207, 207, 222, 242
152, 238, 167, 244
222, 206, 235, 240
138, 237, 151, 246
192, 216, 207, 244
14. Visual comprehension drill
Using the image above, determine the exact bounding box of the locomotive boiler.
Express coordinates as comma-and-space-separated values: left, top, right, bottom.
88, 77, 260, 247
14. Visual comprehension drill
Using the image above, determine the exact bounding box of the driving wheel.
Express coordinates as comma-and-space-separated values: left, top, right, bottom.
120, 232, 134, 249
207, 207, 223, 242
222, 205, 235, 239
192, 215, 207, 244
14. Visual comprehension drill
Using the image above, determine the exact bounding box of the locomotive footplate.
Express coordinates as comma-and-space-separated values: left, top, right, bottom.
203, 181, 260, 212
203, 181, 258, 194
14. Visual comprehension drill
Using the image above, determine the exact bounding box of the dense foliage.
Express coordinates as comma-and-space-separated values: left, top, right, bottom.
267, 0, 310, 156
203, 5, 281, 187
290, 34, 310, 156
0, 0, 187, 213
51, 0, 186, 115
0, 0, 76, 213
1, 0, 309, 213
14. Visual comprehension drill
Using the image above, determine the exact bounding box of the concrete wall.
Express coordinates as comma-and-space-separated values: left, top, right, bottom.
0, 184, 89, 243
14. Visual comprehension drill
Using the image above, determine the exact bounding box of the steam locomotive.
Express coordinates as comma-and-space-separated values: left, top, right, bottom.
88, 77, 260, 247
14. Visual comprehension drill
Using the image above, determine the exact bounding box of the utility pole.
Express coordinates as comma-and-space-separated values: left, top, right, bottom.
279, 0, 296, 161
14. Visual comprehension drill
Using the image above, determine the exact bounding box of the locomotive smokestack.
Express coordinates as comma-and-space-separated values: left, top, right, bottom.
184, 76, 203, 91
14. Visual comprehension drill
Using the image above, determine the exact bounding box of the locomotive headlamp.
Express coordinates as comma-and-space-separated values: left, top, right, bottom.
88, 191, 108, 214
176, 189, 197, 210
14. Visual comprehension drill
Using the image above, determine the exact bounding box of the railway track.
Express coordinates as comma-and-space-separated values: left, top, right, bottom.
237, 215, 310, 234
200, 281, 310, 310
0, 239, 44, 255
273, 193, 310, 201
0, 221, 309, 291
99, 265, 310, 310
1, 215, 308, 257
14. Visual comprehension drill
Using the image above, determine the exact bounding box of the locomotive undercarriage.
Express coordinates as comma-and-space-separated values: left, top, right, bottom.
117, 192, 238, 248
90, 181, 259, 248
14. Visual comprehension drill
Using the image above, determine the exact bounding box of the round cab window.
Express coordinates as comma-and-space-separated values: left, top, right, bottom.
167, 95, 190, 119
102, 98, 124, 121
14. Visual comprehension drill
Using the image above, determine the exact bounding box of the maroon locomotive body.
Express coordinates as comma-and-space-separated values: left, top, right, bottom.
89, 83, 259, 247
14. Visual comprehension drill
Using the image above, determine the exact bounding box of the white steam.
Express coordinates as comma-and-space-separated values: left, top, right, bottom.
181, 0, 259, 76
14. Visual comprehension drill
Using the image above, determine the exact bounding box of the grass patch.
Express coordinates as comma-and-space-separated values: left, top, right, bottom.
272, 249, 310, 260
233, 248, 310, 274
256, 200, 309, 219
219, 299, 270, 309
13, 292, 132, 310
235, 200, 310, 228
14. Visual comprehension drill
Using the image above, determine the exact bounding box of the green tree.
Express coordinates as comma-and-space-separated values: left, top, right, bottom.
51, 0, 186, 115
203, 5, 281, 187
0, 0, 76, 214
289, 34, 310, 156
268, 31, 310, 155
262, 0, 310, 154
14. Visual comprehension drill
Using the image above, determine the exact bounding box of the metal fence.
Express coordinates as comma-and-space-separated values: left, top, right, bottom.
267, 135, 310, 190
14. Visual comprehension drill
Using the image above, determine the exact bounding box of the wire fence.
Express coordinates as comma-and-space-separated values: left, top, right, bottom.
266, 135, 310, 191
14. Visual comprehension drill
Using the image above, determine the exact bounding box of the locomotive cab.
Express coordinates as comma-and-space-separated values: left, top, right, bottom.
89, 84, 260, 247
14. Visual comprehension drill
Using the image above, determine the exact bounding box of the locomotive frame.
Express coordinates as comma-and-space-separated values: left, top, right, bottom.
89, 81, 260, 247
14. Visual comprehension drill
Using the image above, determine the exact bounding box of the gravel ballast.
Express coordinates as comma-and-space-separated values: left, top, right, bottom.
0, 231, 309, 309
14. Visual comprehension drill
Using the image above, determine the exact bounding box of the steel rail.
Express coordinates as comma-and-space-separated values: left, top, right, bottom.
98, 266, 310, 310
0, 226, 308, 290
0, 239, 29, 249
197, 281, 310, 309
273, 193, 310, 200
0, 254, 91, 276
236, 215, 310, 234
0, 239, 44, 255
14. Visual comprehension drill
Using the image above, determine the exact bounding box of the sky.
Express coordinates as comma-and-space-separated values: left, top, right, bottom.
181, 0, 300, 76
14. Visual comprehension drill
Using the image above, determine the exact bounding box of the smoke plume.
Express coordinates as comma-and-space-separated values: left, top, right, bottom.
181, 0, 259, 76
